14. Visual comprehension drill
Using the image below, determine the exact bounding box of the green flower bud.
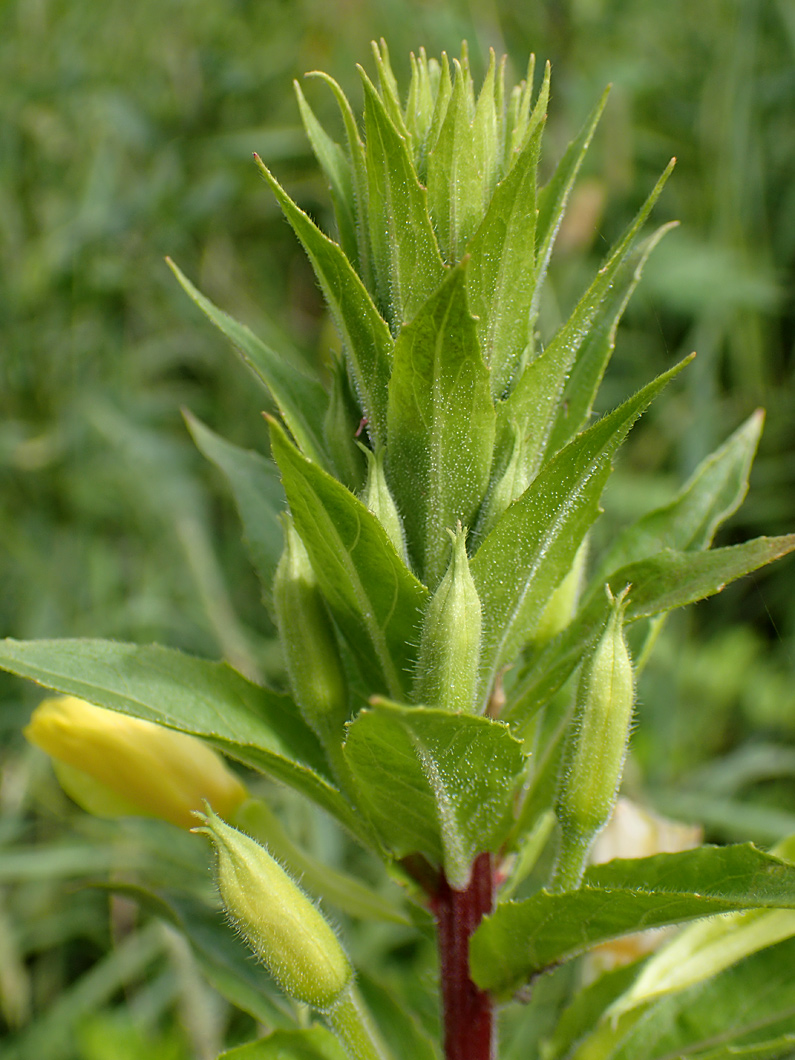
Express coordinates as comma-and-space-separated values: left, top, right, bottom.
359, 445, 407, 561
553, 588, 634, 890
413, 525, 482, 712
274, 516, 349, 744
195, 806, 353, 1010
533, 537, 589, 644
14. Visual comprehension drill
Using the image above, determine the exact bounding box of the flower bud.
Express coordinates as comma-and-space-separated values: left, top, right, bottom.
533, 537, 588, 644
553, 589, 634, 889
24, 696, 247, 829
194, 806, 353, 1009
359, 445, 408, 561
413, 525, 482, 712
273, 517, 349, 744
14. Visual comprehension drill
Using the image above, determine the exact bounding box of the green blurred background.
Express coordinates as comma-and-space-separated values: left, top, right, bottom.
1, 0, 794, 1054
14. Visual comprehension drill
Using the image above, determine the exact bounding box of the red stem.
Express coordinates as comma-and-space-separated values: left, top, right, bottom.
431, 853, 495, 1060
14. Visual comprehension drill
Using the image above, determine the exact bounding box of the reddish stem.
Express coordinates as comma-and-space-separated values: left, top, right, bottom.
430, 853, 495, 1060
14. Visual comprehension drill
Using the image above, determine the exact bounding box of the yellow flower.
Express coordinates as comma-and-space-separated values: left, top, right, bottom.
25, 696, 247, 829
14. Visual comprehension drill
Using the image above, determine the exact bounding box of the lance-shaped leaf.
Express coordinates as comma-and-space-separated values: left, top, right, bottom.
269, 419, 427, 700
498, 161, 676, 484
255, 157, 392, 447
507, 533, 795, 725
544, 221, 678, 457
0, 638, 370, 843
591, 409, 764, 583
472, 358, 689, 707
466, 106, 546, 400
343, 700, 525, 889
294, 81, 359, 270
360, 68, 446, 328
387, 263, 496, 586
572, 937, 795, 1060
426, 53, 497, 263
533, 87, 610, 314
470, 844, 795, 999
305, 71, 373, 291
167, 259, 329, 466
184, 411, 284, 600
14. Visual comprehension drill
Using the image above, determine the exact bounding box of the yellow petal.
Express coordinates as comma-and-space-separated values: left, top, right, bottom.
25, 696, 247, 828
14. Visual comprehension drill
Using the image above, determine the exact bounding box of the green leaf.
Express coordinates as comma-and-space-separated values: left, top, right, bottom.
305, 71, 373, 291
573, 938, 795, 1060
507, 532, 795, 726
470, 844, 795, 998
542, 959, 649, 1060
386, 263, 496, 586
618, 535, 795, 620
472, 358, 690, 707
167, 259, 329, 467
499, 161, 676, 486
426, 54, 497, 263
269, 419, 428, 700
183, 411, 284, 600
533, 87, 610, 309
544, 222, 678, 456
610, 906, 795, 1021
218, 1027, 349, 1060
592, 410, 765, 582
343, 700, 525, 888
360, 68, 445, 327
255, 157, 393, 447
0, 638, 368, 843
465, 110, 545, 399
294, 81, 359, 270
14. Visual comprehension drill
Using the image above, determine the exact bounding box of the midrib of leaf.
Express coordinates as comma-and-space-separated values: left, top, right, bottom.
412, 739, 470, 887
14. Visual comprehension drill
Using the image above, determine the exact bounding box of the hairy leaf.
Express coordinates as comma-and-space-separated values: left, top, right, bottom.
470, 844, 795, 998
167, 259, 329, 465
360, 68, 445, 327
184, 411, 284, 600
472, 359, 689, 708
270, 419, 427, 700
387, 263, 495, 586
255, 157, 393, 446
343, 700, 525, 888
0, 638, 368, 842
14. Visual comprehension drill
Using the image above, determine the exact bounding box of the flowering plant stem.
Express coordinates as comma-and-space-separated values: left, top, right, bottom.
432, 854, 495, 1060
327, 987, 394, 1060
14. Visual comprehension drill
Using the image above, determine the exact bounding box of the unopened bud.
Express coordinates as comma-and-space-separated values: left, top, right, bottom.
359, 445, 408, 561
413, 525, 482, 712
195, 806, 353, 1009
553, 589, 634, 889
24, 696, 247, 829
274, 517, 349, 743
533, 537, 588, 644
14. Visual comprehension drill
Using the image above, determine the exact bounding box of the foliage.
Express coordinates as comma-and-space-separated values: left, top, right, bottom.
2, 2, 794, 1057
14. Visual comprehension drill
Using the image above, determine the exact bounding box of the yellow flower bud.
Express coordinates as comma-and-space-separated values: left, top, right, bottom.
24, 696, 247, 829
194, 806, 353, 1010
